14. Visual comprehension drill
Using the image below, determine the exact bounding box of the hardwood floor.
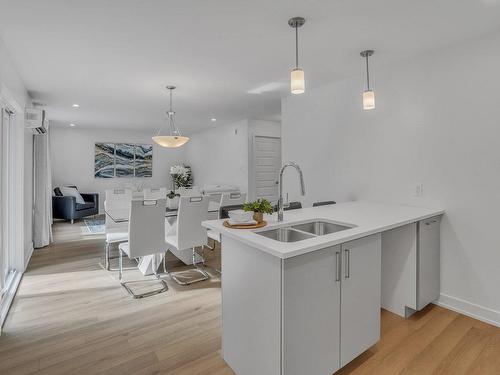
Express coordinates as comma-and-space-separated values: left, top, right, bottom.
0, 219, 499, 374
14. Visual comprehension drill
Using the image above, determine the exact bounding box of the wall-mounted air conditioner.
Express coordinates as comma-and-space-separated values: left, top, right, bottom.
25, 108, 47, 134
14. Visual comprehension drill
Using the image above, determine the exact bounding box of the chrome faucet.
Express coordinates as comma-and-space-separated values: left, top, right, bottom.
278, 162, 305, 221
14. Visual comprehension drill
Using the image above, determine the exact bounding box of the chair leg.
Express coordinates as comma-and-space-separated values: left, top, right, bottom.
99, 242, 123, 271
71, 219, 74, 224
170, 247, 210, 286
118, 249, 123, 282
205, 238, 215, 251
204, 240, 221, 274
119, 249, 168, 299
105, 243, 110, 270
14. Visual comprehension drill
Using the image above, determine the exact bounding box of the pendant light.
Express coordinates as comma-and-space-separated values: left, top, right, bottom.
152, 86, 190, 148
288, 17, 306, 94
360, 50, 375, 110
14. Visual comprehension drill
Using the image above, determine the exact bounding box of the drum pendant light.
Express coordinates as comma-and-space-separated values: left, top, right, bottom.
289, 17, 306, 94
360, 50, 375, 110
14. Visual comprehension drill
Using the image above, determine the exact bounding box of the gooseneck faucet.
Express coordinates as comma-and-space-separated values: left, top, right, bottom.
278, 162, 306, 221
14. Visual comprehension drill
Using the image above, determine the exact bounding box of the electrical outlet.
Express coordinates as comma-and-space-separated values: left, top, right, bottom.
415, 183, 424, 197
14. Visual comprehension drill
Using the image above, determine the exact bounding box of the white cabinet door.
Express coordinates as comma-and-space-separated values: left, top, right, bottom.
282, 245, 341, 375
340, 234, 381, 367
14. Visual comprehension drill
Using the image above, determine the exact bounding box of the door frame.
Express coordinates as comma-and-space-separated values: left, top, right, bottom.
248, 134, 281, 203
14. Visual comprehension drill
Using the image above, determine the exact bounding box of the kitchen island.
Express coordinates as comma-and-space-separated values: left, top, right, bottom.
202, 201, 444, 375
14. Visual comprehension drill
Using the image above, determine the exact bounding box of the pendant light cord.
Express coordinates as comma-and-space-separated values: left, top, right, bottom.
156, 87, 182, 137
295, 25, 299, 68
365, 54, 370, 90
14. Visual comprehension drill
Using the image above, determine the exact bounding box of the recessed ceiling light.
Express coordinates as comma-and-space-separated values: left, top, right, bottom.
211, 118, 217, 122
70, 123, 76, 127
72, 104, 79, 108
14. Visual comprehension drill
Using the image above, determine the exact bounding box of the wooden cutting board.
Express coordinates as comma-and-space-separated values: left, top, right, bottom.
223, 220, 267, 229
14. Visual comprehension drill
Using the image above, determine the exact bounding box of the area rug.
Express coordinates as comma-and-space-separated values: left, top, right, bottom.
83, 217, 105, 235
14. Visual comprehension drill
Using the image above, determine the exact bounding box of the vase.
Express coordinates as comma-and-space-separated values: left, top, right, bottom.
167, 196, 179, 210
253, 212, 264, 223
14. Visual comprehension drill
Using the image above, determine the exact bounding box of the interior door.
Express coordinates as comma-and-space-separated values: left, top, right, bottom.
282, 246, 341, 375
253, 136, 281, 203
340, 234, 382, 367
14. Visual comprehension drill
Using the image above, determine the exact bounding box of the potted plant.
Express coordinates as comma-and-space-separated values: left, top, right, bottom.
166, 190, 180, 209
243, 199, 274, 223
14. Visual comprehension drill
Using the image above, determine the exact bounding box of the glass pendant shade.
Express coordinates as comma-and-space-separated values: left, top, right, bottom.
152, 135, 189, 148
363, 90, 375, 110
153, 86, 190, 148
291, 68, 305, 94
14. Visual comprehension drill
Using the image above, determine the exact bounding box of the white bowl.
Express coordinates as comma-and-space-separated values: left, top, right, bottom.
228, 209, 253, 223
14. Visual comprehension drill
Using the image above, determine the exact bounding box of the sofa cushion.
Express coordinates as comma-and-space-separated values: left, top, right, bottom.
60, 186, 85, 204
75, 202, 95, 211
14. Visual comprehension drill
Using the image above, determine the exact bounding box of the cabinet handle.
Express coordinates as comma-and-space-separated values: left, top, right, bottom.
344, 249, 350, 279
335, 251, 341, 282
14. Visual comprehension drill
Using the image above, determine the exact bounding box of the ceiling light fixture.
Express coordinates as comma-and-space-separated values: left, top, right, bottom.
211, 118, 217, 122
72, 104, 79, 108
152, 86, 190, 148
288, 17, 306, 95
70, 123, 75, 127
360, 50, 375, 110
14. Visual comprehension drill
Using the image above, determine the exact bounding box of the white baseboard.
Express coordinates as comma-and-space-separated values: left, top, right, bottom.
0, 271, 23, 332
24, 242, 34, 271
436, 293, 500, 328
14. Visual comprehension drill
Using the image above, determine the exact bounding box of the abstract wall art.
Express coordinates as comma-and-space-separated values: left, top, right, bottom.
134, 144, 153, 178
94, 143, 115, 178
94, 142, 153, 178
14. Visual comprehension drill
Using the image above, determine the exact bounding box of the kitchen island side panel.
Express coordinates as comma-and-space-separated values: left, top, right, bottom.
221, 236, 282, 375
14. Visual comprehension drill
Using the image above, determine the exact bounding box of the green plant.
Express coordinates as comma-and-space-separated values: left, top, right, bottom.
167, 190, 180, 199
243, 199, 274, 214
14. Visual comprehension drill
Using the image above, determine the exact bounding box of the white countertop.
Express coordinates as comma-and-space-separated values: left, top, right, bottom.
202, 201, 444, 259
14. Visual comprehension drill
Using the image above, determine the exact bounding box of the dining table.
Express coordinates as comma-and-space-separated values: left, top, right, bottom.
105, 200, 220, 275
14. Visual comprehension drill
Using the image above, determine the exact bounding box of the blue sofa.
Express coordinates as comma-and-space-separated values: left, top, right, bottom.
52, 186, 99, 223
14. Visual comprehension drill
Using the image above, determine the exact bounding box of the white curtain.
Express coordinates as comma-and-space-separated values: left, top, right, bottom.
33, 124, 52, 248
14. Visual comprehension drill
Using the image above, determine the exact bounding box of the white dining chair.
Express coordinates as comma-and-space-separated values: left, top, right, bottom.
165, 196, 210, 285
143, 187, 167, 200
207, 192, 247, 245
177, 186, 201, 197
102, 189, 132, 270
118, 199, 168, 298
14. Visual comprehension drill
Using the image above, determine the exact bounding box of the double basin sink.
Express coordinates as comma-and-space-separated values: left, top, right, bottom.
256, 220, 355, 243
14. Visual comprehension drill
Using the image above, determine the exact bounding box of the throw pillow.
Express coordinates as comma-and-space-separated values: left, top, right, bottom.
54, 187, 63, 196
60, 186, 85, 204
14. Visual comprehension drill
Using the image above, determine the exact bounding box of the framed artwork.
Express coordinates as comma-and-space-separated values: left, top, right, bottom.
94, 143, 115, 178
94, 142, 153, 178
134, 144, 153, 177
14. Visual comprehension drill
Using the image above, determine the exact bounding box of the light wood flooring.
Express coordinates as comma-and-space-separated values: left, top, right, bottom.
0, 219, 499, 374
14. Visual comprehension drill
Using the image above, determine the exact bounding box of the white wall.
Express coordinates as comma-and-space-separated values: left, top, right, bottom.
184, 119, 250, 192
282, 31, 500, 326
184, 119, 281, 198
50, 127, 186, 212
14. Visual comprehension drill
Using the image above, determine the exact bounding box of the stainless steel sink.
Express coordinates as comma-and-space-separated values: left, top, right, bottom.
291, 221, 352, 235
257, 227, 315, 242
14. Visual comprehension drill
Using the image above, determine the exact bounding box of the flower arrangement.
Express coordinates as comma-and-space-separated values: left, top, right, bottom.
170, 164, 193, 189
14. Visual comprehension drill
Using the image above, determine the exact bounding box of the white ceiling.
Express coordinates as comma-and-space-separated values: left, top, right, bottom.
0, 0, 499, 133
